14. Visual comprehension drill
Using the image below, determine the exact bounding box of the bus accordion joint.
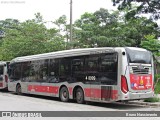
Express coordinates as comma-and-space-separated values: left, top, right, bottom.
121, 75, 128, 94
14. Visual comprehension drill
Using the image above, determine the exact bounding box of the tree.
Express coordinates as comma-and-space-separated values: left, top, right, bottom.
34, 12, 43, 23
53, 15, 73, 49
54, 15, 67, 32
118, 16, 159, 46
74, 9, 125, 47
141, 34, 160, 56
0, 15, 65, 61
0, 19, 20, 28
74, 12, 97, 47
112, 0, 160, 20
141, 34, 160, 75
74, 8, 160, 48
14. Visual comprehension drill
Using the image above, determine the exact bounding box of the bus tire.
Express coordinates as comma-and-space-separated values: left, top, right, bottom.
16, 84, 22, 95
76, 88, 84, 104
60, 87, 69, 102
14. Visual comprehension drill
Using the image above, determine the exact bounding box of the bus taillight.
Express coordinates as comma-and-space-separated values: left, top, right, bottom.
121, 75, 128, 94
5, 75, 8, 83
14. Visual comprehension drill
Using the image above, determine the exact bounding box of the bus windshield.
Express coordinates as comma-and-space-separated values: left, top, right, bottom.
125, 48, 151, 64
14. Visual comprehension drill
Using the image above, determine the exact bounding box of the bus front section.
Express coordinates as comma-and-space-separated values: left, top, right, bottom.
120, 47, 154, 101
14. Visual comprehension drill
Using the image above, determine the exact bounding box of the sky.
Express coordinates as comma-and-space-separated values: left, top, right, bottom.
0, 0, 117, 23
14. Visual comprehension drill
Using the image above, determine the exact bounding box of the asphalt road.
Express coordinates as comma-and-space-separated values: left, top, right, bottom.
0, 90, 159, 120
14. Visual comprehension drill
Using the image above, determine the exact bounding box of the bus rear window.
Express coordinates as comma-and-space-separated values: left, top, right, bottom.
0, 66, 3, 75
125, 48, 151, 64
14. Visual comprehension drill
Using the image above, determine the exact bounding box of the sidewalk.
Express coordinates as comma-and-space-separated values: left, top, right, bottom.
128, 94, 160, 107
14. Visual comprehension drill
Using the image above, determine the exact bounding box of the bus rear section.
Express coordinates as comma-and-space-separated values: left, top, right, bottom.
0, 62, 9, 90
119, 47, 154, 101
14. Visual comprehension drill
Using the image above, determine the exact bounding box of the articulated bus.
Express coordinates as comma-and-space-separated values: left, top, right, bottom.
0, 61, 9, 90
8, 47, 154, 103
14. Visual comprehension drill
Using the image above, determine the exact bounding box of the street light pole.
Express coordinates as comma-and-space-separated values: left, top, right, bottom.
70, 0, 73, 42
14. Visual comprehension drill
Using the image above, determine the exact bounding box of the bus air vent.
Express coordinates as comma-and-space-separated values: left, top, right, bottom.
131, 67, 149, 74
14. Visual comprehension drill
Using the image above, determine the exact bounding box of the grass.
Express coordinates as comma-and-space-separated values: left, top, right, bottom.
144, 96, 160, 102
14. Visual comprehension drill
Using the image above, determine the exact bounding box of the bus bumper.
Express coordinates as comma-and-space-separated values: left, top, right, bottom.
121, 91, 154, 100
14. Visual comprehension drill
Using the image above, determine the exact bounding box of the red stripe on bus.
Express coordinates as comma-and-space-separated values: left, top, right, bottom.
84, 88, 91, 97
0, 82, 3, 87
69, 87, 73, 95
27, 85, 118, 100
84, 88, 118, 100
90, 88, 101, 98
28, 85, 59, 94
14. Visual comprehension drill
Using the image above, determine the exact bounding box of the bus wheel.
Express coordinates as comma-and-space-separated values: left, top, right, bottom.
16, 84, 22, 95
60, 87, 69, 102
76, 88, 84, 104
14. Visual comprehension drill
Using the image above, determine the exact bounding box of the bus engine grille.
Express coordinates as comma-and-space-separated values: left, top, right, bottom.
130, 66, 150, 74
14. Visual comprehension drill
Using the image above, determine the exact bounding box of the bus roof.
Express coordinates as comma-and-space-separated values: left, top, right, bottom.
10, 47, 116, 63
10, 47, 148, 63
0, 61, 9, 65
126, 47, 149, 51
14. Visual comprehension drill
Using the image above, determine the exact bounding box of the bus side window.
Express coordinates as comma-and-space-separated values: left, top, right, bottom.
28, 60, 49, 83
9, 63, 21, 80
21, 60, 49, 83
71, 57, 85, 82
21, 62, 31, 82
29, 61, 43, 82
48, 59, 59, 83
39, 59, 49, 82
86, 55, 99, 73
0, 65, 3, 81
59, 58, 72, 82
72, 59, 84, 72
0, 65, 3, 75
99, 53, 118, 85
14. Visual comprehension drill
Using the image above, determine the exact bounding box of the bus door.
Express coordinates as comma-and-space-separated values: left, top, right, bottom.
19, 62, 32, 93
21, 61, 42, 94
40, 59, 59, 96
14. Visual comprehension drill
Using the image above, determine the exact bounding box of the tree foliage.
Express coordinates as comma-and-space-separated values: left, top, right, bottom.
0, 15, 65, 61
0, 8, 159, 61
73, 8, 159, 48
141, 34, 160, 56
112, 0, 160, 20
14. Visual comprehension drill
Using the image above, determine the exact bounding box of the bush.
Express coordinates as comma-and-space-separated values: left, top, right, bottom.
144, 74, 160, 102
144, 96, 160, 102
154, 74, 160, 94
